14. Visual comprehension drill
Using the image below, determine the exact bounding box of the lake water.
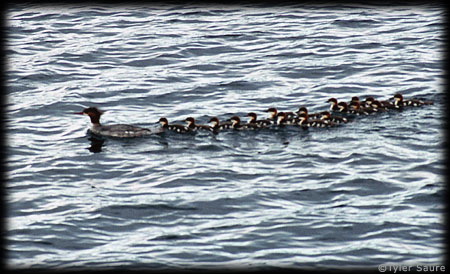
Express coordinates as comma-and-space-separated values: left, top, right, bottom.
5, 3, 445, 270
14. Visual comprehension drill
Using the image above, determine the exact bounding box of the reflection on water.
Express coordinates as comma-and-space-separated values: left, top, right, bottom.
87, 136, 105, 153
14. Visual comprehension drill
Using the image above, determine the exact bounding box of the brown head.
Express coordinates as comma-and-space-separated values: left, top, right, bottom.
74, 107, 104, 125
393, 93, 403, 102
349, 101, 361, 110
276, 112, 287, 125
371, 100, 382, 109
208, 117, 220, 126
229, 116, 241, 128
337, 102, 348, 112
158, 117, 169, 126
246, 112, 257, 123
296, 107, 308, 115
320, 111, 331, 119
365, 96, 375, 105
185, 117, 196, 128
266, 107, 278, 119
230, 116, 241, 125
327, 98, 338, 104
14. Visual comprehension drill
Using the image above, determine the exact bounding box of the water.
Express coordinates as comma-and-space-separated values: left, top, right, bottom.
5, 3, 445, 270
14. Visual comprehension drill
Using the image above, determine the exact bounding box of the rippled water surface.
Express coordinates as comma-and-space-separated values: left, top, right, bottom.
6, 3, 445, 270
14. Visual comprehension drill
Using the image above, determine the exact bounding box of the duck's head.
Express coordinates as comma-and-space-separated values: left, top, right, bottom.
296, 107, 308, 115
208, 117, 220, 126
185, 117, 196, 127
265, 107, 278, 118
230, 116, 241, 126
74, 107, 104, 124
158, 117, 169, 126
246, 112, 257, 123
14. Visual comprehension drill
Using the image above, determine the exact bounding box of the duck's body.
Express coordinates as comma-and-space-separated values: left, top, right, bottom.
74, 107, 158, 137
91, 124, 155, 138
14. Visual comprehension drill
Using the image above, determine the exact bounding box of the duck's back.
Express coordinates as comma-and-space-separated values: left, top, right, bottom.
91, 124, 161, 138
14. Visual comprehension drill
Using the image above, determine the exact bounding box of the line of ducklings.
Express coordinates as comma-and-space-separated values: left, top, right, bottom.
158, 93, 433, 134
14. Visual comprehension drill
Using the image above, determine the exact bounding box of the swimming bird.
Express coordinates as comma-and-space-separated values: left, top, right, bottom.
392, 93, 434, 108
158, 117, 189, 133
246, 112, 271, 128
208, 117, 232, 133
265, 107, 296, 122
298, 113, 335, 128
185, 117, 212, 132
276, 112, 299, 126
230, 116, 258, 130
348, 101, 377, 115
296, 107, 322, 119
364, 96, 395, 109
327, 98, 340, 111
320, 111, 348, 124
74, 107, 157, 137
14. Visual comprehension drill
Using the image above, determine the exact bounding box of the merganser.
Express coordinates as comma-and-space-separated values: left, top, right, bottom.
74, 107, 157, 137
266, 107, 278, 121
295, 107, 321, 119
327, 98, 340, 111
276, 112, 287, 126
185, 117, 212, 132
392, 93, 433, 108
246, 112, 271, 128
369, 100, 388, 112
337, 102, 351, 113
265, 108, 295, 122
298, 113, 334, 128
337, 102, 367, 115
320, 111, 348, 124
158, 117, 189, 133
365, 96, 394, 109
230, 116, 258, 130
208, 117, 232, 133
276, 112, 298, 126
348, 101, 376, 115
350, 96, 361, 104
350, 96, 371, 108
